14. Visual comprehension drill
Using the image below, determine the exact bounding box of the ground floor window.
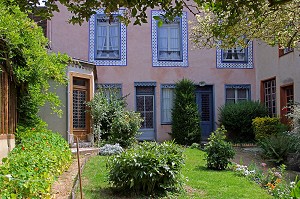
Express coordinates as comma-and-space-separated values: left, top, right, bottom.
225, 84, 251, 104
161, 84, 175, 124
262, 78, 277, 117
280, 84, 294, 123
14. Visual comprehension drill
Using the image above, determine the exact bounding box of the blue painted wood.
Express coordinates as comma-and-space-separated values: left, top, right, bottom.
196, 86, 213, 140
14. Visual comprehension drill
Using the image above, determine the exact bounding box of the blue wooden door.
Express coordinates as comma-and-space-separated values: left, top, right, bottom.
196, 86, 213, 140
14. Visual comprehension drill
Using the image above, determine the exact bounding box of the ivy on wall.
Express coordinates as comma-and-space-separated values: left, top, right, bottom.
0, 1, 70, 127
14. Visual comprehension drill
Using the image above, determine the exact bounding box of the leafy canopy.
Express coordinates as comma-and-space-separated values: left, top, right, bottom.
7, 0, 299, 48
0, 1, 70, 127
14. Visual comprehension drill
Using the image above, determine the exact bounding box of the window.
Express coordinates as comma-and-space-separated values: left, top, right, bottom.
262, 78, 276, 117
222, 47, 247, 62
89, 9, 127, 66
280, 84, 294, 123
96, 83, 122, 101
158, 20, 181, 61
225, 85, 250, 103
151, 11, 188, 67
95, 15, 120, 60
216, 42, 253, 68
161, 84, 175, 124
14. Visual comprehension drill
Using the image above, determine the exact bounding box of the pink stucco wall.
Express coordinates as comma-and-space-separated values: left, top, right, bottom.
49, 5, 257, 142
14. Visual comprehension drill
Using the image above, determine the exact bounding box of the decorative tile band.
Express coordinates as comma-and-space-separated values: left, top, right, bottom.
96, 83, 122, 89
134, 82, 157, 87
225, 84, 251, 89
161, 84, 176, 88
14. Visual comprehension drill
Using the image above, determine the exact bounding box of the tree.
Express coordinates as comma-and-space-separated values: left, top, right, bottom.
6, 0, 298, 48
0, 1, 70, 127
171, 78, 201, 145
190, 0, 300, 49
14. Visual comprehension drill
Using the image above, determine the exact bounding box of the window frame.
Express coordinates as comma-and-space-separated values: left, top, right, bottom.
261, 77, 277, 117
280, 84, 294, 123
89, 9, 127, 66
157, 19, 182, 61
279, 46, 293, 57
221, 47, 248, 63
151, 10, 188, 67
216, 41, 253, 69
95, 15, 121, 60
225, 84, 251, 104
161, 84, 176, 124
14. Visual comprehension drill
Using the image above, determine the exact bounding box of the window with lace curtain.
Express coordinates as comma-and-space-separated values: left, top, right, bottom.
95, 15, 120, 60
222, 46, 247, 62
158, 19, 182, 61
161, 84, 175, 124
151, 11, 188, 67
89, 9, 127, 66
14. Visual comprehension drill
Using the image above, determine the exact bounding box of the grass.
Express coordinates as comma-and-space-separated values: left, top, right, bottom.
78, 148, 272, 199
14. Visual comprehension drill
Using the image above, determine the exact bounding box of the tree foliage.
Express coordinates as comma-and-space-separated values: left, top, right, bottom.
171, 78, 201, 145
0, 1, 70, 127
7, 0, 299, 48
190, 0, 300, 48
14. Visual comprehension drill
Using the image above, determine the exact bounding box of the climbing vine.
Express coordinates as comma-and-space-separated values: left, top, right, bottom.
0, 1, 70, 127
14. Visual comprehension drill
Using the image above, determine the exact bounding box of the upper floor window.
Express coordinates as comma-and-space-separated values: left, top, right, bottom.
95, 15, 120, 60
89, 9, 127, 66
152, 11, 188, 67
158, 19, 182, 61
225, 85, 250, 104
222, 47, 247, 62
216, 42, 253, 68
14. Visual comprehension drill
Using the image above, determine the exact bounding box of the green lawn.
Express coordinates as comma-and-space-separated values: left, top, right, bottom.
78, 148, 272, 199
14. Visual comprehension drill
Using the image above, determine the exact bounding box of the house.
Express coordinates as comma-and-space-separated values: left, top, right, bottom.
40, 4, 299, 143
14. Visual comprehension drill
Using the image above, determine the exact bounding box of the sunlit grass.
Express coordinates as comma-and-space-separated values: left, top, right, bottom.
78, 148, 272, 199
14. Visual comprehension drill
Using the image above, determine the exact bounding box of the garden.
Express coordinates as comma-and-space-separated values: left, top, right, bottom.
75, 79, 300, 199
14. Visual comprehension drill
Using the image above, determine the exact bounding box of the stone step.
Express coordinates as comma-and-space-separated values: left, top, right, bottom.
71, 147, 100, 156
70, 141, 93, 148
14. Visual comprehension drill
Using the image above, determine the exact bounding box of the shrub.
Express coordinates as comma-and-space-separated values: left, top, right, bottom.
0, 127, 72, 198
218, 101, 268, 142
204, 126, 235, 170
258, 131, 299, 165
189, 143, 201, 149
99, 143, 123, 156
87, 90, 142, 148
172, 78, 201, 145
252, 117, 288, 141
107, 141, 184, 195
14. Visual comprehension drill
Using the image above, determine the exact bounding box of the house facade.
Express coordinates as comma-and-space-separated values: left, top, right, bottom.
46, 5, 256, 142
44, 4, 299, 143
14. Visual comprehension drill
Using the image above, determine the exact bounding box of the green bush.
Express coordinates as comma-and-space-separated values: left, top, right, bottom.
252, 117, 288, 141
204, 126, 235, 170
171, 78, 201, 145
110, 110, 142, 147
87, 90, 142, 148
0, 127, 72, 198
218, 101, 268, 142
258, 131, 299, 165
107, 141, 184, 195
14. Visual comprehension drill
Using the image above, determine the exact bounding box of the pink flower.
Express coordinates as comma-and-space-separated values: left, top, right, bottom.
261, 163, 267, 167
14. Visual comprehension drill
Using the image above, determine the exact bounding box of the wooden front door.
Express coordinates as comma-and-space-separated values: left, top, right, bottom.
72, 77, 90, 141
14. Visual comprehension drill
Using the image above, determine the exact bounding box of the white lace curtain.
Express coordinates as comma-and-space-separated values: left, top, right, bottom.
158, 24, 181, 60
162, 88, 174, 123
96, 23, 119, 58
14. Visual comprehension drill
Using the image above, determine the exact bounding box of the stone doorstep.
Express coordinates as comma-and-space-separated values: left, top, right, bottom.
71, 147, 100, 156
